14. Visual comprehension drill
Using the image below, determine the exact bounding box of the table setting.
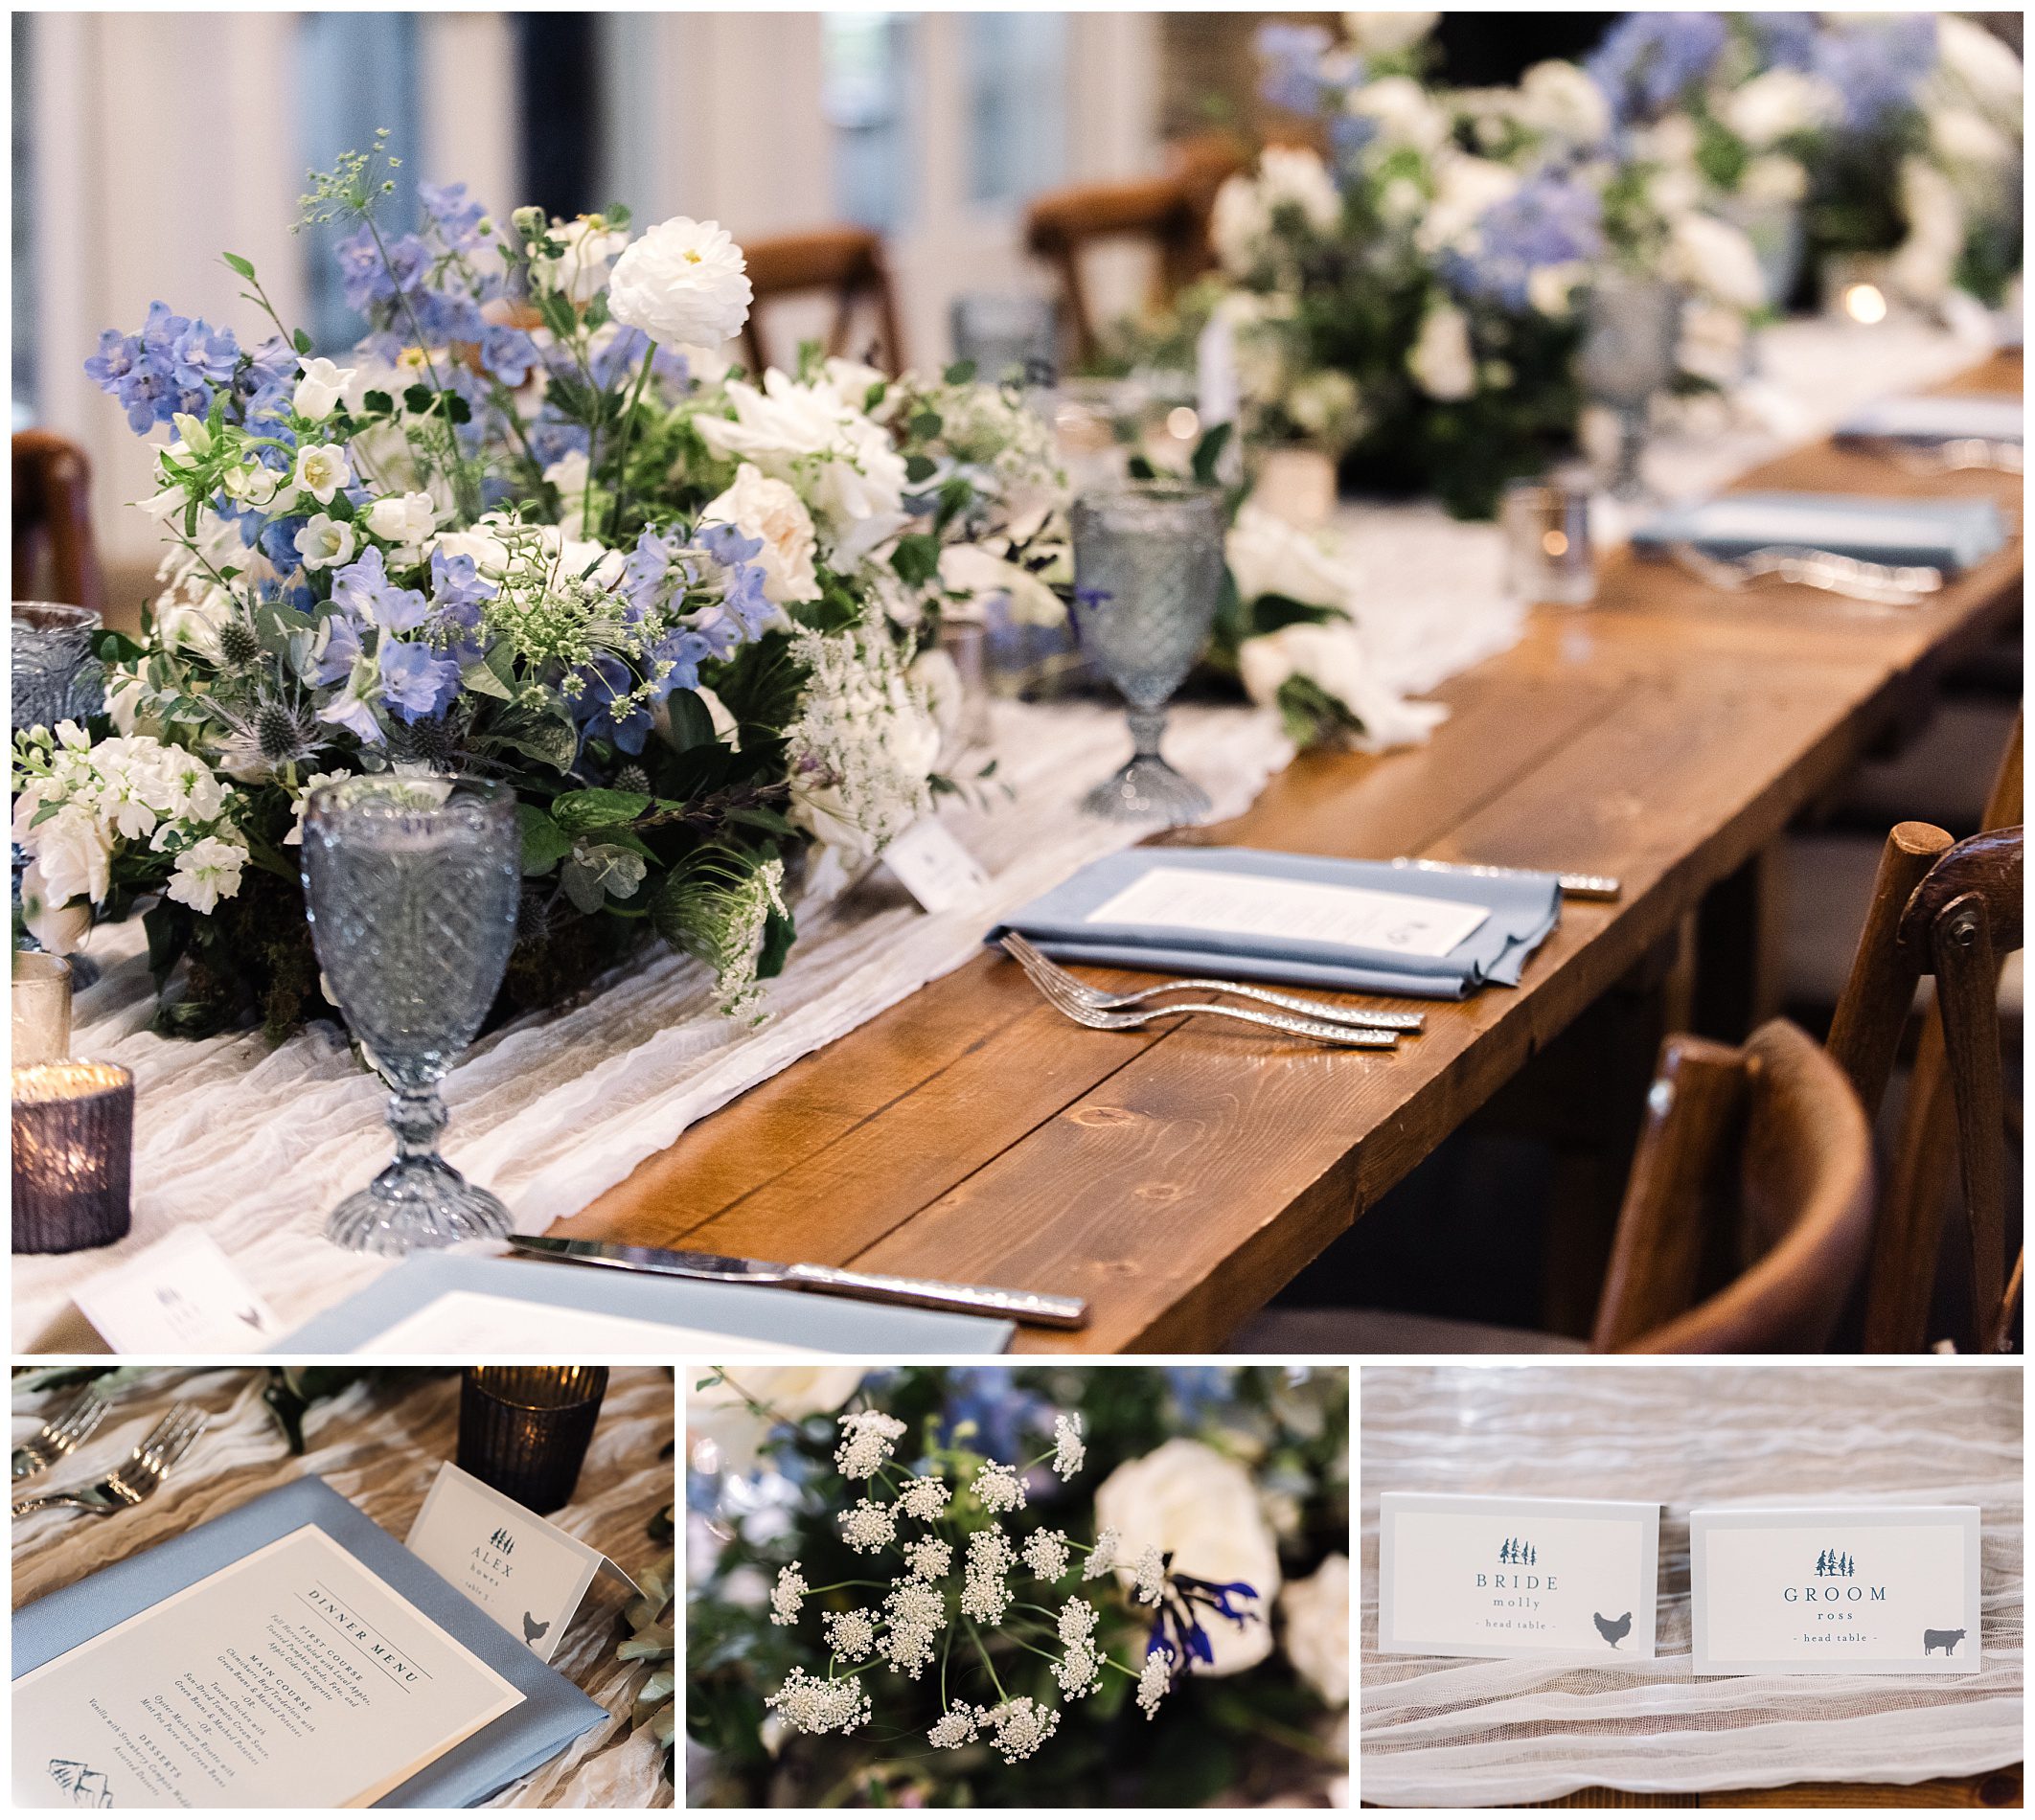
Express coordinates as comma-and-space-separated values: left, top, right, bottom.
10, 1363, 675, 1808
8, 12, 2024, 1357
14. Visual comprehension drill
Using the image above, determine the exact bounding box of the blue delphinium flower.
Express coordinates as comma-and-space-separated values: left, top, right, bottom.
648, 626, 712, 700
332, 547, 430, 633
428, 549, 496, 631
303, 613, 365, 689
1442, 172, 1604, 310
377, 638, 463, 723
1588, 11, 1729, 124
1815, 14, 1937, 131
481, 324, 539, 387
1256, 20, 1334, 114
574, 652, 653, 752
82, 301, 241, 432
1746, 11, 1821, 73
420, 180, 487, 254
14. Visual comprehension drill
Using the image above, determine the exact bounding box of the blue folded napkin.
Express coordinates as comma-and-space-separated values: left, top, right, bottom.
12, 1476, 605, 1808
276, 1253, 1015, 1354
989, 846, 1560, 1000
1837, 393, 2022, 445
1632, 490, 2008, 573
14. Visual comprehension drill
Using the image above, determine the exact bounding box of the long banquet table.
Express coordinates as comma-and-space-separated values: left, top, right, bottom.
555, 351, 2024, 1353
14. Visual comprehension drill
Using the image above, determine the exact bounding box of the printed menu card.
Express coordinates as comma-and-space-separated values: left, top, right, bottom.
13, 1523, 524, 1808
1689, 1506, 1982, 1676
1378, 1490, 1661, 1660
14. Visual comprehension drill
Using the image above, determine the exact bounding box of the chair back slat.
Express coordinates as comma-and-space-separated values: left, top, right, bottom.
12, 431, 105, 614
739, 228, 903, 375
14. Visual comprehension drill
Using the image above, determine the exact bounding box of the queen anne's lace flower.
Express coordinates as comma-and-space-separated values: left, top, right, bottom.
972, 1460, 1027, 1513
834, 1410, 907, 1479
880, 1579, 946, 1677
1053, 1637, 1104, 1699
1084, 1528, 1122, 1581
1052, 1413, 1086, 1479
838, 1497, 898, 1555
1023, 1528, 1071, 1581
895, 1474, 950, 1521
1133, 1545, 1168, 1604
823, 1607, 877, 1661
769, 1561, 808, 1626
766, 1666, 871, 1736
927, 1705, 980, 1749
980, 1696, 1061, 1763
1136, 1652, 1171, 1719
900, 1535, 952, 1581
962, 1527, 1017, 1625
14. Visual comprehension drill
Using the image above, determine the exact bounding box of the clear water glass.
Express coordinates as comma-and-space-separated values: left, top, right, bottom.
11, 602, 103, 734
1069, 481, 1226, 825
1579, 273, 1682, 500
301, 775, 522, 1255
950, 292, 1060, 387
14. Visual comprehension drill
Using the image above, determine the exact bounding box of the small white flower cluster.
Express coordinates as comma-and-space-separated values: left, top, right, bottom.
766, 1666, 872, 1737
962, 1526, 1017, 1625
769, 1561, 808, 1627
1051, 1598, 1104, 1699
1133, 1546, 1169, 1605
1052, 1413, 1086, 1480
822, 1606, 877, 1661
1083, 1529, 1122, 1581
838, 1497, 899, 1556
895, 1474, 951, 1521
1136, 1651, 1172, 1720
835, 1409, 908, 1480
980, 1695, 1062, 1764
879, 1578, 946, 1678
900, 1534, 952, 1581
1022, 1528, 1071, 1582
927, 1704, 979, 1750
972, 1460, 1027, 1513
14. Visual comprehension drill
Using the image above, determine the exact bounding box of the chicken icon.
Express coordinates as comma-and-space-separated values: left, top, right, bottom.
1592, 1610, 1633, 1649
522, 1611, 550, 1648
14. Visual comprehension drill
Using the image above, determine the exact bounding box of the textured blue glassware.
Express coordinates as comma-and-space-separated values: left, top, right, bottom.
301, 775, 522, 1255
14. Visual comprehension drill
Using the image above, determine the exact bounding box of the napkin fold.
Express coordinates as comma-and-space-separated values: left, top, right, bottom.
1836, 392, 2022, 445
12, 1476, 606, 1809
1631, 490, 2008, 573
989, 846, 1561, 999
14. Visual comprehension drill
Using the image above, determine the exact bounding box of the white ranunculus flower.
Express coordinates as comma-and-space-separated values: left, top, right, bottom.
29, 805, 113, 907
703, 463, 820, 604
1665, 212, 1768, 312
15, 859, 92, 953
606, 216, 754, 350
1280, 1555, 1350, 1707
1226, 503, 1354, 614
532, 213, 632, 307
1093, 1440, 1281, 1676
687, 1367, 865, 1476
1517, 59, 1611, 147
1406, 301, 1476, 399
295, 513, 356, 572
1341, 10, 1436, 55
365, 489, 438, 548
1722, 67, 1837, 148
292, 443, 353, 506
1348, 75, 1450, 156
292, 356, 358, 422
937, 543, 1065, 628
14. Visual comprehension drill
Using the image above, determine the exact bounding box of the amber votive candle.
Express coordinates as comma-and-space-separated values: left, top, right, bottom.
458, 1366, 609, 1514
12, 1059, 134, 1254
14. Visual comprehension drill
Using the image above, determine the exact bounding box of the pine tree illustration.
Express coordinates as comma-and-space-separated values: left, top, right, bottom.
1527, 1544, 1536, 1565
1817, 1550, 1830, 1575
1842, 1553, 1853, 1578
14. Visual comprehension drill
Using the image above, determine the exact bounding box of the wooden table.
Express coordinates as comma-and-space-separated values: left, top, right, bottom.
557, 354, 2024, 1353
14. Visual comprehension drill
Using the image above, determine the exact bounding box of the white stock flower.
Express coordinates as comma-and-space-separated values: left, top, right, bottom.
1406, 302, 1476, 400
533, 213, 632, 307
292, 443, 353, 506
688, 1365, 863, 1474
295, 513, 357, 572
165, 833, 246, 915
365, 489, 439, 548
292, 356, 357, 421
1280, 1554, 1350, 1707
702, 463, 820, 604
24, 806, 112, 906
1094, 1437, 1282, 1675
1211, 147, 1341, 275
1341, 10, 1435, 55
606, 216, 753, 348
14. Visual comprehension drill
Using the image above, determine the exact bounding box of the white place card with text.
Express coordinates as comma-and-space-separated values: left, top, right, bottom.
1688, 1506, 1981, 1676
1085, 866, 1490, 959
405, 1463, 618, 1663
72, 1229, 282, 1354
1378, 1491, 1660, 1660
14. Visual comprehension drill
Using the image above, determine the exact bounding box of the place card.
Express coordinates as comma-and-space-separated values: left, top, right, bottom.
71, 1229, 282, 1353
1085, 866, 1491, 960
406, 1464, 625, 1663
881, 818, 990, 913
1377, 1491, 1660, 1659
12, 1524, 522, 1808
1688, 1506, 1981, 1676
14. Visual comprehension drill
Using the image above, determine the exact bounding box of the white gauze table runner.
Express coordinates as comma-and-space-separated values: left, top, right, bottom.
16, 316, 1998, 1349
1360, 1365, 2024, 1807
11, 1365, 675, 1809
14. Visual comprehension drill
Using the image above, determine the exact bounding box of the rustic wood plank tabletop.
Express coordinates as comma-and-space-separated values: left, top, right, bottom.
555, 353, 2024, 1354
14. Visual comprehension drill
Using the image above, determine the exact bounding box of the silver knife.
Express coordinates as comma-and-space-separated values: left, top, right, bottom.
508, 1235, 1089, 1329
1390, 855, 1622, 901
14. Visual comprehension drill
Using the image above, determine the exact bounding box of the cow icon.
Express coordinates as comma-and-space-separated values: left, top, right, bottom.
1922, 1627, 1967, 1656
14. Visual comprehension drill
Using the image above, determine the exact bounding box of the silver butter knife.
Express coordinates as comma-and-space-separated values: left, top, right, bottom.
1390, 855, 1622, 901
509, 1235, 1089, 1329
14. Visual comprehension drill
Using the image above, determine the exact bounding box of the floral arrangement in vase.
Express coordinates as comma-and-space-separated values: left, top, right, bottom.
686, 1364, 1348, 1808
17, 141, 1063, 1038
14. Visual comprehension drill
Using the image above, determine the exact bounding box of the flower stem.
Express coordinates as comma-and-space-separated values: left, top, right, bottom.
965, 1619, 1006, 1701
604, 344, 659, 540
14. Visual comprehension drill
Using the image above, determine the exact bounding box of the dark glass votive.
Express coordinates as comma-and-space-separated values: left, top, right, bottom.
12, 1060, 134, 1254
458, 1366, 608, 1514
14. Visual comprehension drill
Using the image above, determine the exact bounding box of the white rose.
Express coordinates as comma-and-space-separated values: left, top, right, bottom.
1665, 212, 1768, 312
1340, 11, 1435, 55
1093, 1440, 1281, 1676
606, 216, 754, 350
1723, 68, 1836, 148
1347, 75, 1450, 156
687, 1365, 867, 1475
1406, 302, 1476, 400
1226, 503, 1355, 614
1517, 59, 1611, 147
702, 463, 820, 604
27, 805, 112, 907
1280, 1554, 1350, 1707
292, 356, 358, 422
365, 489, 439, 548
937, 543, 1066, 628
16, 859, 93, 953
294, 513, 356, 572
532, 213, 632, 307
292, 443, 353, 506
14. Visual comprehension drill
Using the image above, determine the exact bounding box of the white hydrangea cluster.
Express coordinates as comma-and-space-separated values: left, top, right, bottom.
838, 1497, 899, 1556
962, 1526, 1017, 1624
1022, 1528, 1071, 1582
1052, 1413, 1086, 1480
1083, 1529, 1122, 1581
766, 1666, 873, 1736
895, 1475, 951, 1521
972, 1460, 1027, 1513
900, 1534, 952, 1581
769, 1561, 808, 1627
1133, 1545, 1168, 1605
835, 1409, 908, 1479
879, 1578, 947, 1678
1136, 1651, 1171, 1719
822, 1606, 876, 1661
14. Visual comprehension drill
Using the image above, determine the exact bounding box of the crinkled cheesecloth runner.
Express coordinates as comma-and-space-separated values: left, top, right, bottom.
14, 316, 1997, 1349
10, 1365, 675, 1809
1360, 1365, 2024, 1806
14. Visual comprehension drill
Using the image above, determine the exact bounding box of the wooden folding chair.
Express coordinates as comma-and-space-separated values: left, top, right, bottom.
13, 430, 105, 615
1591, 1019, 1875, 1352
739, 227, 904, 375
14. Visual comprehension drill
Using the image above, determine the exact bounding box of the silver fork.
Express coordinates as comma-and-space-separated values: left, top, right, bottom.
1668, 541, 1942, 608
1006, 937, 1397, 1048
11, 1388, 112, 1481
1000, 931, 1424, 1032
11, 1405, 208, 1516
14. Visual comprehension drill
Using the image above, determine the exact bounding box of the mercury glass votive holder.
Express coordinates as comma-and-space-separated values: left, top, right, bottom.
12, 950, 73, 1066
12, 1059, 134, 1254
1500, 475, 1596, 607
458, 1366, 609, 1515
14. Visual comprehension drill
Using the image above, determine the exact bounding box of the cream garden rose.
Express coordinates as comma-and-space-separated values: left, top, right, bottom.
688, 1367, 865, 1476
606, 215, 754, 349
703, 463, 820, 604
